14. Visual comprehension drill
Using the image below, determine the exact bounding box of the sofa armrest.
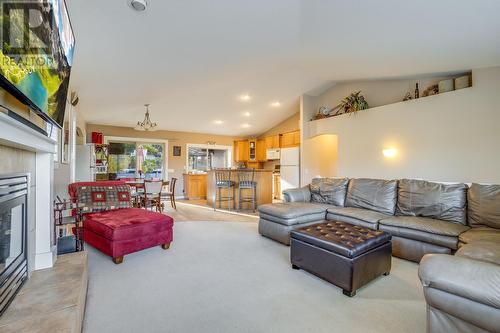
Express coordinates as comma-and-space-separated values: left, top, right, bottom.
419, 254, 500, 309
282, 186, 311, 203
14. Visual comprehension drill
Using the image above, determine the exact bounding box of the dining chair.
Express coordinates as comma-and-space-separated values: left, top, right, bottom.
160, 178, 177, 210
142, 180, 163, 212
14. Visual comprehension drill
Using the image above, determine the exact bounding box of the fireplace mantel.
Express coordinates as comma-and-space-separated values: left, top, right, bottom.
0, 112, 56, 154
0, 111, 57, 271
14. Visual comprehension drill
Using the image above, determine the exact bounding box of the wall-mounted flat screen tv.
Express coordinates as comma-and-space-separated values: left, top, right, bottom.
0, 0, 75, 128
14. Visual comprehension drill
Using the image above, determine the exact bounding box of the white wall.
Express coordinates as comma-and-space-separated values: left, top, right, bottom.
301, 66, 500, 184
54, 103, 86, 199
301, 134, 337, 185
300, 94, 339, 185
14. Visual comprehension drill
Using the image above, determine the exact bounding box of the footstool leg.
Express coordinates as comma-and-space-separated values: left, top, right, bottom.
161, 243, 171, 250
292, 264, 300, 270
343, 289, 356, 297
113, 256, 124, 264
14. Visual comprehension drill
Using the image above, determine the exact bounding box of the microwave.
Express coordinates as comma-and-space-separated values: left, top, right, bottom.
266, 148, 281, 160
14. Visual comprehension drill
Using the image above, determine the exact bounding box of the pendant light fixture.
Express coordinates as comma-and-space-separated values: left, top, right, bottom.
135, 104, 158, 131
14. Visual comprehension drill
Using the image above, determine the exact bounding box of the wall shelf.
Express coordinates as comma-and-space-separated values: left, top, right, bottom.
308, 84, 474, 138
309, 72, 473, 122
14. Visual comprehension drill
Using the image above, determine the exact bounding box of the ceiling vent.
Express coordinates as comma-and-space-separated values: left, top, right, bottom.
129, 0, 147, 12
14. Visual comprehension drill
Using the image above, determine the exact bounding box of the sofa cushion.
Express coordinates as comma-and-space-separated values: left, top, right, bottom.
282, 187, 311, 202
459, 227, 500, 245
379, 216, 470, 237
327, 206, 390, 225
345, 178, 398, 215
84, 207, 173, 241
258, 202, 326, 226
468, 183, 500, 229
456, 241, 500, 265
379, 216, 469, 250
396, 179, 467, 225
77, 184, 132, 213
309, 178, 349, 206
68, 181, 127, 200
379, 226, 459, 250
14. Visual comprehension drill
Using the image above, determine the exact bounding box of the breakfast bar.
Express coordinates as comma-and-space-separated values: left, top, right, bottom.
207, 169, 273, 209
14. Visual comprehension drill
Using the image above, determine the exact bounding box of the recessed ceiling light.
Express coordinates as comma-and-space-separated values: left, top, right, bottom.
242, 111, 251, 117
271, 101, 281, 107
240, 94, 251, 101
213, 120, 224, 125
129, 0, 147, 11
241, 123, 251, 128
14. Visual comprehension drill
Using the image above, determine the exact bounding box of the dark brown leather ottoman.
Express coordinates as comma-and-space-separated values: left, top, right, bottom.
290, 221, 392, 297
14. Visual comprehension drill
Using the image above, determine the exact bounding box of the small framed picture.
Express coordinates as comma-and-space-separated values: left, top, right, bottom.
173, 146, 181, 156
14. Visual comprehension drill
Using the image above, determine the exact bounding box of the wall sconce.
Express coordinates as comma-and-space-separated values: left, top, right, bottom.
383, 148, 397, 158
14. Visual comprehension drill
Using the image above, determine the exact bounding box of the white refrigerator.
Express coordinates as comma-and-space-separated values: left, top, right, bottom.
75, 144, 96, 182
280, 147, 300, 194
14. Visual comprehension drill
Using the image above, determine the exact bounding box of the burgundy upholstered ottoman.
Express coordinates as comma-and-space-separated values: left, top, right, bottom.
83, 208, 173, 264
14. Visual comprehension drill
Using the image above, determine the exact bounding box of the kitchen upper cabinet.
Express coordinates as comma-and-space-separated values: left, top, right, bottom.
280, 130, 300, 148
234, 140, 249, 162
256, 139, 266, 162
264, 135, 280, 150
248, 139, 257, 161
293, 131, 301, 145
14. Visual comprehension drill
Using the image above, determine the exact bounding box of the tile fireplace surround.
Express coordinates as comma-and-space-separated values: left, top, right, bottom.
0, 111, 57, 277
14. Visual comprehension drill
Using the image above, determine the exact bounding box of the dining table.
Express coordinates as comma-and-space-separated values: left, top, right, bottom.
125, 180, 169, 188
125, 180, 170, 208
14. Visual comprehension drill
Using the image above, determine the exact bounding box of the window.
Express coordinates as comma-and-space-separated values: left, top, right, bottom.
106, 139, 166, 180
139, 143, 164, 179
108, 142, 137, 179
187, 144, 232, 172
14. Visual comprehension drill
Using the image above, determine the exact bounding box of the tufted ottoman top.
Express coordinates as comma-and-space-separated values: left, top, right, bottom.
84, 208, 174, 241
291, 221, 391, 258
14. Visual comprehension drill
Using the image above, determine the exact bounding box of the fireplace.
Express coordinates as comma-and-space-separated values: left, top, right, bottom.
0, 174, 28, 316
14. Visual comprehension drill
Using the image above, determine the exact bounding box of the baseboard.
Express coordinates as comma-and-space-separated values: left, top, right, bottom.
34, 250, 56, 270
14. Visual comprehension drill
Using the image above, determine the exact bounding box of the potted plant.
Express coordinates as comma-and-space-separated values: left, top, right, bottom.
332, 91, 369, 116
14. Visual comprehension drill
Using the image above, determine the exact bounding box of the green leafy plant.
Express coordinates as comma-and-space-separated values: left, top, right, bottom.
332, 91, 369, 116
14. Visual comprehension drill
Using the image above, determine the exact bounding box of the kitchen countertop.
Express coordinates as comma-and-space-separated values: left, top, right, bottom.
213, 169, 273, 172
186, 170, 273, 175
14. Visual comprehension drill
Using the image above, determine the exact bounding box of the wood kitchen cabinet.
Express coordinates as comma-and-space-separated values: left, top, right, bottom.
293, 131, 301, 145
273, 173, 281, 200
248, 139, 257, 161
264, 135, 280, 150
256, 139, 266, 162
183, 174, 207, 200
280, 130, 300, 148
234, 139, 265, 166
234, 140, 249, 162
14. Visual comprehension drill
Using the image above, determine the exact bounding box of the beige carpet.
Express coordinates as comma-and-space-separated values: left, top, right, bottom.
164, 201, 258, 222
83, 221, 426, 333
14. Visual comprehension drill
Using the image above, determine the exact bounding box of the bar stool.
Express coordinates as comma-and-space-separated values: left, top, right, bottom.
214, 169, 235, 211
237, 168, 257, 212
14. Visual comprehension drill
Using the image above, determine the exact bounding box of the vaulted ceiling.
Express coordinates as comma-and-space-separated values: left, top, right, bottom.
66, 0, 500, 136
